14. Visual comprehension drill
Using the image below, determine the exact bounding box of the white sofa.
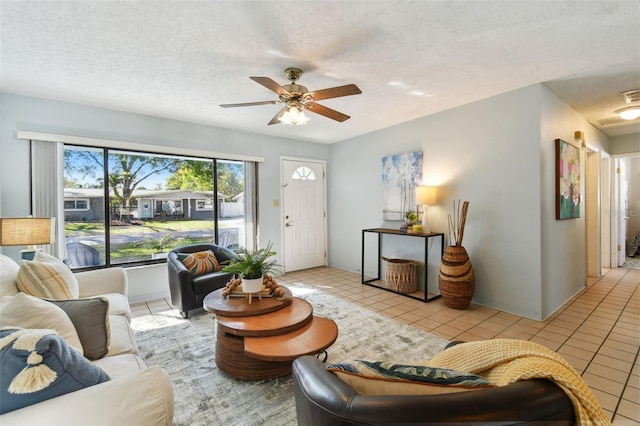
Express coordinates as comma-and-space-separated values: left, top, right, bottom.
0, 254, 174, 425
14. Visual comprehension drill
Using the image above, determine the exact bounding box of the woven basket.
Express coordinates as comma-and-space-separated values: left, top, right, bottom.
438, 246, 475, 309
382, 257, 420, 294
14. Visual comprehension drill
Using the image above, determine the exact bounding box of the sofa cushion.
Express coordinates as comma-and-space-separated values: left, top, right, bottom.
177, 250, 220, 276
0, 254, 20, 297
47, 298, 110, 361
0, 293, 83, 355
327, 360, 493, 395
92, 353, 147, 379
106, 315, 139, 357
16, 252, 79, 299
96, 292, 131, 319
0, 328, 109, 414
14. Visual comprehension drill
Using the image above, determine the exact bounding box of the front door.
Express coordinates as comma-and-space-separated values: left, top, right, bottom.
282, 159, 326, 272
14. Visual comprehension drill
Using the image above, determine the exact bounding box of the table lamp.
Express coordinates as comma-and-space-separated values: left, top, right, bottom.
0, 217, 56, 260
415, 186, 437, 233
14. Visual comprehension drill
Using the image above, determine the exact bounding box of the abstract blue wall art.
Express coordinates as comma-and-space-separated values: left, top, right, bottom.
381, 151, 423, 221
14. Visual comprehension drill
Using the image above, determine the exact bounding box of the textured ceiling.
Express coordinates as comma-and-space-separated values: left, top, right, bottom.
1, 1, 639, 144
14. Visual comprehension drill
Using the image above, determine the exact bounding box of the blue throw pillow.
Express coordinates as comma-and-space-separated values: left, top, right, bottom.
0, 328, 110, 414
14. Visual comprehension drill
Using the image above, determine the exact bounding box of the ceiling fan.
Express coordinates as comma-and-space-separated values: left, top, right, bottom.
220, 67, 362, 125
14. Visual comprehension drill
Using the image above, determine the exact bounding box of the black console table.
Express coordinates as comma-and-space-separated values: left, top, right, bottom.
361, 228, 444, 302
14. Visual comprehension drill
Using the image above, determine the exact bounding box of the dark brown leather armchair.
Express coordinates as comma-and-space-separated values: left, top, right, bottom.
292, 355, 575, 425
167, 244, 237, 318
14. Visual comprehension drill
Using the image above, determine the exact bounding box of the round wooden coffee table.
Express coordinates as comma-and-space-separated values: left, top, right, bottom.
203, 286, 338, 380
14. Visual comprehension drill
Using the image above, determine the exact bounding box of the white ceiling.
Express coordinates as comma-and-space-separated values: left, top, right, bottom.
1, 1, 639, 144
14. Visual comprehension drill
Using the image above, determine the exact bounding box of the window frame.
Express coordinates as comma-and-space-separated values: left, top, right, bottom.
62, 144, 255, 269
64, 198, 90, 211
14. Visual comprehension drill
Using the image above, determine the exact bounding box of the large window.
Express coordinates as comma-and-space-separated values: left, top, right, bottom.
63, 146, 252, 268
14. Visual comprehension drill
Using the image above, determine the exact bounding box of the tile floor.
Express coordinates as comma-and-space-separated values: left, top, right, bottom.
132, 266, 639, 424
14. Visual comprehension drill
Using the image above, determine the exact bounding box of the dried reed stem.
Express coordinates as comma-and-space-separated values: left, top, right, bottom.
457, 201, 469, 246
447, 200, 470, 246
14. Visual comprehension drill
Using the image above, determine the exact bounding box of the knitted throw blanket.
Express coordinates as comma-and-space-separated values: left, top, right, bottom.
427, 339, 610, 425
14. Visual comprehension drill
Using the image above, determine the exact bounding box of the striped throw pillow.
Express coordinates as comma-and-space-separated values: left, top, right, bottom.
16, 252, 79, 299
177, 250, 220, 276
327, 360, 493, 395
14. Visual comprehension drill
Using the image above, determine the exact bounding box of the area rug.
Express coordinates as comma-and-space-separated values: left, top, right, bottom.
132, 287, 449, 426
622, 256, 640, 270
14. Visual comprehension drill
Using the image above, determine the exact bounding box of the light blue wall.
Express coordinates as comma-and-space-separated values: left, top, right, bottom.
329, 84, 611, 319
0, 86, 613, 319
0, 93, 331, 263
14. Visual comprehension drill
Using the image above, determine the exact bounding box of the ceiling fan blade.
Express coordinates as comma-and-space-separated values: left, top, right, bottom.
307, 84, 362, 101
304, 102, 351, 122
268, 107, 286, 125
220, 100, 282, 108
250, 77, 292, 97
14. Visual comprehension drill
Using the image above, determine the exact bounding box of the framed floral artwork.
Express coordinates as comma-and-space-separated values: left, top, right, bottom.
555, 139, 581, 220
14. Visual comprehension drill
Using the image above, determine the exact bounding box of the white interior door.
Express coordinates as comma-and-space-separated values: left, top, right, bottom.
282, 159, 326, 272
618, 159, 628, 266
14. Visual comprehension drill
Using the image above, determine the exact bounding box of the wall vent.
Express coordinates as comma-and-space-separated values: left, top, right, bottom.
621, 89, 640, 104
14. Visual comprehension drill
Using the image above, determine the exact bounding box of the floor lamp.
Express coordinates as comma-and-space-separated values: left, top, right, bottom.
0, 217, 56, 260
415, 187, 437, 233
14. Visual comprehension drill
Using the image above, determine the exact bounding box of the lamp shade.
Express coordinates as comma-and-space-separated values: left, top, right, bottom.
0, 218, 56, 247
415, 186, 437, 205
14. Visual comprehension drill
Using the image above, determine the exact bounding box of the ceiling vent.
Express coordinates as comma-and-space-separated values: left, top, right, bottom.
621, 89, 640, 104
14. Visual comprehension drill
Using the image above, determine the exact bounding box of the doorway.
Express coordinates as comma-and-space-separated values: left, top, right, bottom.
585, 148, 600, 277
614, 155, 640, 269
281, 158, 327, 272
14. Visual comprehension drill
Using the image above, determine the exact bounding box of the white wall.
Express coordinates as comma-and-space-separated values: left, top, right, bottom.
609, 133, 640, 156
0, 93, 330, 295
329, 84, 610, 320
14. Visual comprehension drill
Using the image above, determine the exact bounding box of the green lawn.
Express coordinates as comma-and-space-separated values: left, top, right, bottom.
66, 220, 214, 236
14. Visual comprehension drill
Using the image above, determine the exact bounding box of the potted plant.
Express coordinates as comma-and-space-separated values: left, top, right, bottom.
221, 242, 281, 293
405, 210, 418, 225
138, 233, 182, 259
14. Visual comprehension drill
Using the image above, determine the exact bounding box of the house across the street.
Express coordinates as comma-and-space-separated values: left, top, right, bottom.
63, 188, 241, 222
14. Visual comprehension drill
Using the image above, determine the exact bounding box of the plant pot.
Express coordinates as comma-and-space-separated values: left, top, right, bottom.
241, 276, 264, 293
438, 245, 475, 310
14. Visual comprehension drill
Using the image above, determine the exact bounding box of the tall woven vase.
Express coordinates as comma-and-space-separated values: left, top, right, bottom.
438, 245, 475, 309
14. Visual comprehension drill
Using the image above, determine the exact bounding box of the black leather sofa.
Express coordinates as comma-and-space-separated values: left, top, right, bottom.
292, 355, 575, 425
167, 244, 237, 318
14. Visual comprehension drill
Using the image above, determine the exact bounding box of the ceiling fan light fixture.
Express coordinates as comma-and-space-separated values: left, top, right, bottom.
615, 106, 640, 120
279, 104, 309, 126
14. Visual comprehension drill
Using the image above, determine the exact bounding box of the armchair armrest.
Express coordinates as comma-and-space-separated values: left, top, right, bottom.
292, 356, 575, 425
76, 267, 128, 298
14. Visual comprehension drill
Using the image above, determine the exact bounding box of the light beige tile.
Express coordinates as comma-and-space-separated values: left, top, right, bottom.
592, 354, 633, 373
602, 339, 639, 355
535, 329, 569, 344
582, 372, 625, 396
623, 386, 639, 404
586, 363, 632, 384
413, 317, 444, 330
528, 336, 562, 351
564, 337, 601, 353
617, 400, 640, 424
592, 388, 622, 412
